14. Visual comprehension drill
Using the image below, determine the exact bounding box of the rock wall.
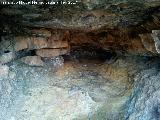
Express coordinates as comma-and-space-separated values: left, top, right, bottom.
125, 66, 160, 120
0, 1, 160, 120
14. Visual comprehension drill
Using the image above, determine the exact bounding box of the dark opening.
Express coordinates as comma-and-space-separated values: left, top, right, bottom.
63, 45, 117, 63
4, 50, 10, 53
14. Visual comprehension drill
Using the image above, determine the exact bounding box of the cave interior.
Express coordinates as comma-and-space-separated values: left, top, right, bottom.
0, 1, 160, 120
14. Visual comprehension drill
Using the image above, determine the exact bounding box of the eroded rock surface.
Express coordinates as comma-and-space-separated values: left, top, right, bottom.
0, 0, 160, 120
0, 57, 134, 120
1, 0, 160, 30
0, 54, 159, 120
21, 56, 44, 66
125, 67, 160, 120
0, 1, 160, 57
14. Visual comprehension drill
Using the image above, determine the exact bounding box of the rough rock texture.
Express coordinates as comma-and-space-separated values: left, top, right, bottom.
0, 0, 160, 120
0, 65, 9, 79
21, 56, 44, 66
36, 48, 69, 57
139, 33, 157, 53
0, 56, 138, 120
1, 29, 160, 59
0, 0, 159, 56
29, 29, 51, 37
152, 30, 160, 53
0, 54, 159, 120
139, 30, 160, 54
0, 0, 159, 30
14, 35, 69, 51
125, 66, 160, 120
0, 52, 15, 64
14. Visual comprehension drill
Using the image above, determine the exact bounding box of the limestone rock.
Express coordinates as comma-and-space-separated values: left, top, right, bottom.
42, 56, 64, 69
70, 31, 160, 56
0, 0, 160, 32
36, 48, 69, 58
30, 32, 69, 49
29, 29, 51, 37
127, 38, 153, 56
152, 30, 160, 36
47, 40, 69, 48
14, 36, 48, 51
139, 34, 157, 53
100, 65, 129, 83
0, 52, 15, 64
1, 1, 160, 120
152, 30, 160, 53
0, 55, 157, 120
48, 30, 70, 41
14, 36, 29, 51
0, 36, 14, 53
139, 30, 160, 54
0, 65, 9, 79
29, 37, 48, 50
14, 35, 69, 51
125, 68, 160, 120
21, 56, 44, 66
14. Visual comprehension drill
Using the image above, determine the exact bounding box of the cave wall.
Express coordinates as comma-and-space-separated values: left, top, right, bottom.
0, 1, 160, 120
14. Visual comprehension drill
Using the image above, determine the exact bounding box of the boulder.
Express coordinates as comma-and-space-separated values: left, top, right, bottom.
127, 38, 152, 56
21, 56, 44, 66
0, 36, 14, 53
139, 30, 160, 54
0, 52, 15, 64
139, 34, 157, 53
14, 36, 48, 51
152, 30, 160, 36
36, 48, 68, 57
31, 36, 69, 49
152, 30, 160, 53
14, 36, 29, 51
47, 40, 69, 48
29, 37, 48, 49
14, 36, 69, 51
0, 65, 9, 79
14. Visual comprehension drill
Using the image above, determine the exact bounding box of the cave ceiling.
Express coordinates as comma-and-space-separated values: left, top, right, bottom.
0, 0, 159, 33
0, 0, 160, 56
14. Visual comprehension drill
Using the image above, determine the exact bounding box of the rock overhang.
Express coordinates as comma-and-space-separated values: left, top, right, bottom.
0, 0, 160, 58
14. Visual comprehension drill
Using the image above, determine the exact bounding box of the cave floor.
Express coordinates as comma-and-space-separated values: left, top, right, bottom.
0, 56, 152, 120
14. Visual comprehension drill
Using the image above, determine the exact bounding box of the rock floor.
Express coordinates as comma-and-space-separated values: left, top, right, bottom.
0, 56, 160, 120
